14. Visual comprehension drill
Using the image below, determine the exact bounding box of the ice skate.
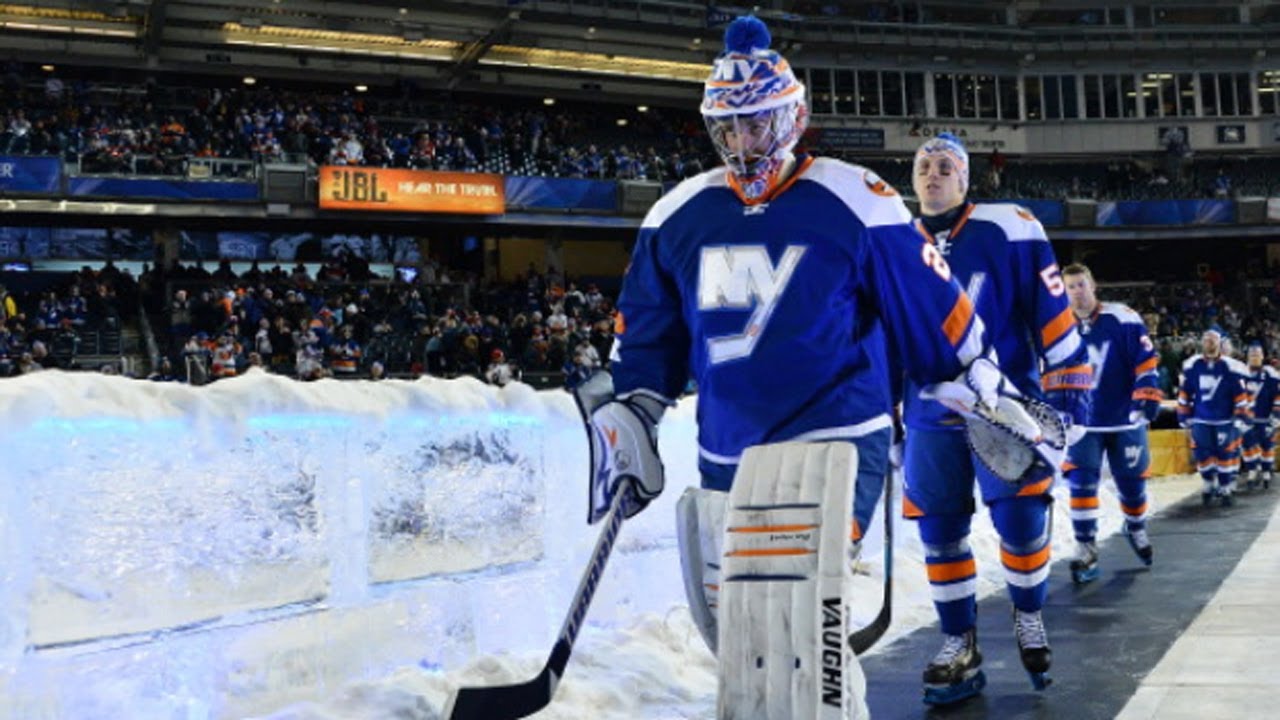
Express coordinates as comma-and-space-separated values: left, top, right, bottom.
1013, 609, 1052, 691
1201, 481, 1216, 507
1124, 526, 1153, 566
922, 628, 985, 705
1069, 540, 1099, 584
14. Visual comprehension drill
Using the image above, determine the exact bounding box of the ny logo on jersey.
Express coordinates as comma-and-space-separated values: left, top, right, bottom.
699, 244, 806, 364
1247, 380, 1263, 396
1087, 341, 1112, 391
1199, 374, 1222, 401
1124, 444, 1143, 468
935, 230, 953, 256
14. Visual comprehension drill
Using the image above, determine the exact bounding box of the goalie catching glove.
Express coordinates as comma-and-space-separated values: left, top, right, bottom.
924, 356, 1073, 487
572, 370, 668, 524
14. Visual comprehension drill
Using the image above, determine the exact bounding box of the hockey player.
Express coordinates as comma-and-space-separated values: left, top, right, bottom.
1060, 264, 1162, 584
1240, 342, 1279, 490
1178, 327, 1251, 506
572, 16, 1030, 719
902, 133, 1092, 703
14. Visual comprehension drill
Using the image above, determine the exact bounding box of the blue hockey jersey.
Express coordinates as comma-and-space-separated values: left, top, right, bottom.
1178, 355, 1250, 424
1244, 363, 1280, 422
902, 203, 1090, 431
1076, 302, 1162, 430
610, 156, 986, 466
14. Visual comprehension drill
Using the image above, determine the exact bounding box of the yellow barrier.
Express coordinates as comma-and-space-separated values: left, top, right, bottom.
1148, 429, 1193, 476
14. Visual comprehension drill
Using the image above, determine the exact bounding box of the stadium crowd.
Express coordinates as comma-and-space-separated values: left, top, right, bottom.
0, 61, 715, 182
8, 62, 1280, 198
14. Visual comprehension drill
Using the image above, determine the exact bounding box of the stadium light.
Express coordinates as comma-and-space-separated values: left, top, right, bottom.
616, 118, 628, 126
243, 76, 256, 85
636, 105, 648, 112
41, 64, 54, 72
355, 84, 368, 92
543, 97, 556, 105
220, 22, 705, 83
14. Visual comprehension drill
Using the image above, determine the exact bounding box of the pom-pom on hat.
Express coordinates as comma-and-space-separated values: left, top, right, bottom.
701, 16, 805, 118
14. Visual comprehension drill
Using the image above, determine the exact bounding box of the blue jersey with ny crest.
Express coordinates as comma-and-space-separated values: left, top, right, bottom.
901, 203, 1086, 431
609, 156, 984, 466
1077, 302, 1161, 430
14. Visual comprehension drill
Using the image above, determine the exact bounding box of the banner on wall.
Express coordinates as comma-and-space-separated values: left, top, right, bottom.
68, 177, 258, 200
0, 156, 61, 194
1096, 200, 1234, 226
319, 167, 505, 214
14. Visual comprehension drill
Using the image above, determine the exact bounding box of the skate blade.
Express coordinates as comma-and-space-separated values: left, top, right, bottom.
923, 670, 986, 706
1070, 564, 1100, 584
1028, 671, 1052, 691
1124, 535, 1154, 567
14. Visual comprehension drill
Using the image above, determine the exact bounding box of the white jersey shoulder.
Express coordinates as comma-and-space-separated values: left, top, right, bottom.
1183, 354, 1204, 371
641, 167, 728, 229
1225, 356, 1250, 374
1265, 365, 1280, 380
804, 156, 913, 228
967, 203, 1049, 243
1099, 302, 1144, 325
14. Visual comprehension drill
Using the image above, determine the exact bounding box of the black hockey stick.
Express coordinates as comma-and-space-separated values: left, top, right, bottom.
848, 466, 894, 655
444, 484, 632, 720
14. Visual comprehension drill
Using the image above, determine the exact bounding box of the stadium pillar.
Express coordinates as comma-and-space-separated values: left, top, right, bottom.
154, 227, 181, 272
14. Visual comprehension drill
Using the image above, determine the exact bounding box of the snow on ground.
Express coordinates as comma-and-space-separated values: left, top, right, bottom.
259, 474, 1203, 720
0, 370, 1201, 719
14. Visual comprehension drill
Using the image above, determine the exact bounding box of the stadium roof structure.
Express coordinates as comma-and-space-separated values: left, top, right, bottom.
4, 1, 1280, 106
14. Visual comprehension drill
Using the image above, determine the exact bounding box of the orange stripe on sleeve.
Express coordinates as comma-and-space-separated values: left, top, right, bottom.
942, 293, 974, 346
1041, 306, 1077, 348
1135, 356, 1158, 375
1039, 303, 1080, 345
1069, 496, 1100, 509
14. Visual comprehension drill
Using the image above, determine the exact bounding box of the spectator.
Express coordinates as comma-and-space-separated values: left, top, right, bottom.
484, 348, 518, 387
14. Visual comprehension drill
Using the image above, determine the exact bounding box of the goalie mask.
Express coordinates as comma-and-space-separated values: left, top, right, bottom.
701, 16, 808, 203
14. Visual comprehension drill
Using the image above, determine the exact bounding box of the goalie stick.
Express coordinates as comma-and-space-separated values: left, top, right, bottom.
444, 484, 632, 720
847, 465, 893, 655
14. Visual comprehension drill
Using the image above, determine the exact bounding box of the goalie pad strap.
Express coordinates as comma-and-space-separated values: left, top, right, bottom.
717, 441, 868, 720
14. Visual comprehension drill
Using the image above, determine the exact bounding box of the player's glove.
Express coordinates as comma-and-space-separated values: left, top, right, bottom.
573, 370, 667, 524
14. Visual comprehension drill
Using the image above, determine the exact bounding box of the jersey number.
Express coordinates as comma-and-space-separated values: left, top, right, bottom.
921, 243, 951, 281
699, 245, 806, 364
1040, 264, 1065, 297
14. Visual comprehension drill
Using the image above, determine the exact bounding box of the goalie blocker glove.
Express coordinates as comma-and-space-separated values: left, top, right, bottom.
573, 370, 668, 524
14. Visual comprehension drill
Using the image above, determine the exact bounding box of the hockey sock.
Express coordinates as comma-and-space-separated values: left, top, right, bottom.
1065, 469, 1099, 542
991, 497, 1050, 612
918, 513, 976, 636
1113, 474, 1148, 531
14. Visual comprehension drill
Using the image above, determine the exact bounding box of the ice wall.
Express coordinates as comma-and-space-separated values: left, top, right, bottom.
0, 370, 702, 720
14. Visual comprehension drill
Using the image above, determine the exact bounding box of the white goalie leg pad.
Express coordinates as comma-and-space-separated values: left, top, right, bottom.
677, 486, 729, 655
717, 441, 868, 720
